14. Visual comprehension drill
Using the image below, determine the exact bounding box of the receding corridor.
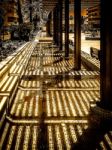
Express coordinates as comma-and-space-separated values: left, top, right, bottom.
0, 0, 112, 149
0, 38, 112, 150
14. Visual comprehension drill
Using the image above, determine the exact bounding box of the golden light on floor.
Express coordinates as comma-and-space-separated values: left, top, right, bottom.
65, 91, 77, 116
35, 95, 39, 116
48, 126, 54, 150
69, 125, 78, 143
62, 124, 71, 150
56, 91, 64, 116
60, 91, 70, 116
1, 41, 111, 150
15, 126, 24, 150
6, 126, 16, 150
46, 92, 51, 117
55, 125, 63, 150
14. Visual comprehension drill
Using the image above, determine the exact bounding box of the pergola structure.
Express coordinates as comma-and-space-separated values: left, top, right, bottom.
44, 0, 112, 116
43, 0, 100, 11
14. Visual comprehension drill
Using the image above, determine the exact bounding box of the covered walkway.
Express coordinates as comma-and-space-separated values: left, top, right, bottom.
0, 0, 112, 149
0, 33, 112, 149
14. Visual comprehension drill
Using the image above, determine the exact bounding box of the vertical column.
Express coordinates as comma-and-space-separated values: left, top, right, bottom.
99, 0, 112, 111
17, 0, 23, 24
46, 13, 51, 36
65, 0, 69, 58
74, 0, 81, 70
53, 9, 56, 43
51, 12, 53, 36
59, 0, 63, 50
46, 21, 49, 36
29, 0, 32, 23
55, 6, 59, 45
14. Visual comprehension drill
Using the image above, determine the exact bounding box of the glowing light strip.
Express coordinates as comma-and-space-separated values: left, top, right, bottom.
0, 123, 9, 147
32, 81, 35, 88
80, 91, 89, 109
10, 63, 16, 73
23, 126, 30, 150
55, 125, 63, 150
21, 91, 29, 117
62, 81, 66, 88
70, 80, 75, 87
75, 71, 79, 75
63, 61, 67, 69
90, 71, 95, 75
75, 81, 80, 87
28, 80, 32, 87
7, 76, 18, 91
104, 134, 112, 148
6, 126, 16, 150
96, 80, 100, 86
84, 125, 88, 130
79, 71, 83, 76
51, 91, 57, 116
76, 91, 88, 115
90, 91, 98, 101
13, 64, 18, 73
16, 104, 21, 117
66, 81, 71, 87
55, 91, 64, 116
48, 126, 54, 150
88, 81, 93, 87
93, 91, 99, 100
62, 124, 71, 150
32, 126, 38, 150
0, 74, 8, 88
69, 125, 77, 143
82, 71, 87, 76
46, 91, 51, 117
24, 80, 28, 88
0, 97, 7, 111
10, 90, 20, 115
71, 91, 83, 116
28, 97, 33, 117
35, 95, 39, 116
58, 63, 61, 72
100, 142, 107, 149
61, 91, 70, 116
94, 91, 100, 99
65, 91, 77, 116
85, 91, 94, 102
91, 80, 97, 87
37, 81, 40, 87
20, 80, 24, 86
83, 81, 88, 87
17, 65, 23, 74
45, 119, 88, 124
77, 125, 83, 135
1, 76, 13, 91
15, 126, 24, 150
58, 82, 62, 87
79, 81, 83, 87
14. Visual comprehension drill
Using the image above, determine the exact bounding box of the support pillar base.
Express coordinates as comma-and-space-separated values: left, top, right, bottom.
91, 102, 112, 121
65, 57, 69, 60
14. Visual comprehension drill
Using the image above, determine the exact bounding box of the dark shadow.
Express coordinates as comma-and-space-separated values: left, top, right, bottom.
37, 112, 48, 150
71, 113, 112, 150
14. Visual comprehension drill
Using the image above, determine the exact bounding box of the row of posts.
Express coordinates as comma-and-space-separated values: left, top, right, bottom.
46, 0, 81, 70
46, 0, 112, 113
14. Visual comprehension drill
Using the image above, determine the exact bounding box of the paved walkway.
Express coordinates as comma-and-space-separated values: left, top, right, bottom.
0, 38, 112, 150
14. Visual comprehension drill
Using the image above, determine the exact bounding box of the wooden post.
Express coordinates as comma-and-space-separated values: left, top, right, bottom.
74, 0, 81, 70
99, 0, 112, 111
65, 0, 69, 58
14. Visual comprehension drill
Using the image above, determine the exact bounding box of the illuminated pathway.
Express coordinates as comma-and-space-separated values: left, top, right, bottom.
0, 41, 112, 150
